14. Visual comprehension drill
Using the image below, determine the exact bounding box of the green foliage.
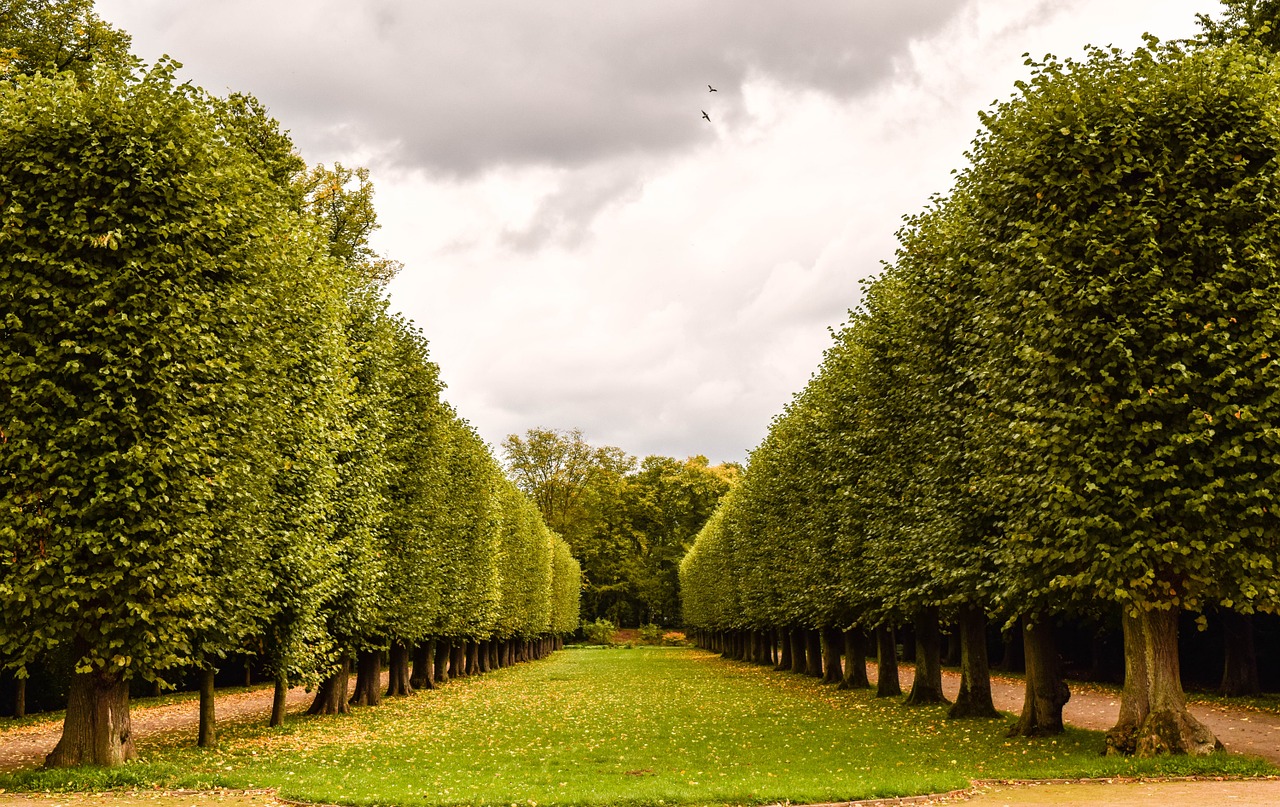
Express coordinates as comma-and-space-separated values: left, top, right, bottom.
681, 34, 1280, 664
504, 428, 737, 627
0, 0, 134, 80
0, 62, 320, 681
581, 618, 616, 646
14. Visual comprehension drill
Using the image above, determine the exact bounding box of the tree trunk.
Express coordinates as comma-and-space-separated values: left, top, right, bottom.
387, 642, 414, 697
876, 625, 902, 698
14, 677, 26, 719
45, 668, 135, 767
466, 641, 479, 675
244, 658, 253, 687
821, 627, 844, 684
776, 628, 792, 671
435, 640, 450, 683
477, 641, 490, 674
308, 656, 351, 715
1009, 619, 1069, 737
350, 649, 383, 707
197, 667, 217, 748
789, 628, 807, 674
905, 607, 949, 705
269, 669, 288, 728
997, 627, 1024, 672
1105, 609, 1222, 756
805, 629, 824, 677
1220, 611, 1261, 698
412, 641, 436, 690
451, 642, 467, 677
948, 606, 999, 719
840, 629, 870, 690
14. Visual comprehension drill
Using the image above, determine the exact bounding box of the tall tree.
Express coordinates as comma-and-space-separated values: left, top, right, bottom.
0, 62, 326, 765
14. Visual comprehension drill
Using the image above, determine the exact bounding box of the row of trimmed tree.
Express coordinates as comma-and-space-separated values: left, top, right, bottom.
0, 30, 580, 768
681, 25, 1280, 756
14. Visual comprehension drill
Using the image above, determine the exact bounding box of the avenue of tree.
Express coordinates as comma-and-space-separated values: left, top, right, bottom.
681, 5, 1280, 757
0, 2, 580, 768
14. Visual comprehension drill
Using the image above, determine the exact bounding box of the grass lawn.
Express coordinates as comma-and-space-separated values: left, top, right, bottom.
3, 646, 1271, 806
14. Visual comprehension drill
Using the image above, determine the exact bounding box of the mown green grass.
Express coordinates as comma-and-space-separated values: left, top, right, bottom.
2, 647, 1271, 806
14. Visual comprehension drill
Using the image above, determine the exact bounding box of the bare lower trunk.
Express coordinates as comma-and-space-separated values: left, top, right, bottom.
1105, 609, 1222, 756
466, 641, 479, 675
412, 641, 436, 690
350, 650, 383, 707
197, 667, 217, 748
948, 606, 998, 719
451, 642, 467, 677
386, 642, 414, 697
1009, 619, 1069, 737
840, 629, 870, 690
789, 628, 807, 675
776, 628, 792, 671
434, 640, 450, 683
876, 625, 901, 698
805, 629, 823, 677
308, 656, 351, 715
14, 677, 26, 719
996, 627, 1024, 672
478, 641, 491, 673
1220, 611, 1261, 698
269, 669, 288, 727
45, 668, 135, 767
821, 627, 843, 684
905, 607, 949, 705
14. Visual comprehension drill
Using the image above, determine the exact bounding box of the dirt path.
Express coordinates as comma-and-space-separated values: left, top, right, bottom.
0, 685, 317, 773
866, 662, 1280, 764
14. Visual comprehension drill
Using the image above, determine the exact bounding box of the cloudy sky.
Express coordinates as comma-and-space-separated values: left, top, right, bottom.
97, 0, 1209, 464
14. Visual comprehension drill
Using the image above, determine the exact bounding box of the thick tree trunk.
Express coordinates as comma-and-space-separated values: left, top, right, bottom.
270, 669, 288, 727
789, 628, 807, 674
197, 667, 217, 748
948, 606, 999, 719
308, 656, 351, 715
14, 677, 26, 719
435, 640, 450, 683
477, 641, 491, 673
387, 642, 414, 697
244, 658, 252, 687
466, 641, 479, 675
821, 627, 844, 684
350, 650, 383, 707
776, 628, 792, 671
1220, 611, 1261, 698
45, 668, 135, 767
876, 625, 902, 698
1105, 609, 1222, 756
451, 642, 467, 677
905, 607, 949, 705
996, 627, 1024, 673
411, 641, 435, 690
840, 629, 870, 690
805, 629, 824, 677
1009, 619, 1069, 737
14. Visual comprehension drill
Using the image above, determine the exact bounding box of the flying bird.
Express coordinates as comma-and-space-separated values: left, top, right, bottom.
702, 110, 711, 122
708, 84, 717, 92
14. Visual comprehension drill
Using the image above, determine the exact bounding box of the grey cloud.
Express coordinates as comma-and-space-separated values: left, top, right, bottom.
114, 0, 967, 176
